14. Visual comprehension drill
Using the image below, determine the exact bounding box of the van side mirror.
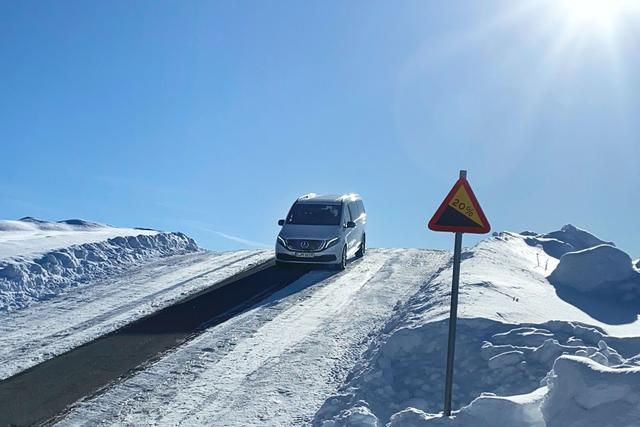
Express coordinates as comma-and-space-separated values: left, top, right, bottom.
278, 219, 285, 226
346, 221, 356, 228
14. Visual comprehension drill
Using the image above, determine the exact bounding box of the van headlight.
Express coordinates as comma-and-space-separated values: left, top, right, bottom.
277, 236, 288, 249
324, 237, 340, 249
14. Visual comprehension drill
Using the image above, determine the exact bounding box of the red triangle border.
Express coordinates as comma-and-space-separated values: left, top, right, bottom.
428, 178, 491, 234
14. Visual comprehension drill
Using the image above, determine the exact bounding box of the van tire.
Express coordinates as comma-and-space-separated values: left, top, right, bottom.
356, 234, 366, 258
337, 245, 347, 271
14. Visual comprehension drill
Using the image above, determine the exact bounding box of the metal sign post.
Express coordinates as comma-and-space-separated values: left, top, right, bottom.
443, 230, 462, 416
427, 170, 491, 417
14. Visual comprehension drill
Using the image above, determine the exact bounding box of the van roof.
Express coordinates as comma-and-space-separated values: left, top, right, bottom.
296, 193, 361, 204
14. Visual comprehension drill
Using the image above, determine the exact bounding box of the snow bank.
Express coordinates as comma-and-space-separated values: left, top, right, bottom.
0, 217, 160, 261
386, 387, 547, 427
386, 353, 640, 427
380, 355, 640, 427
549, 244, 640, 297
313, 225, 640, 426
313, 318, 640, 426
542, 355, 640, 427
0, 218, 199, 311
0, 217, 102, 232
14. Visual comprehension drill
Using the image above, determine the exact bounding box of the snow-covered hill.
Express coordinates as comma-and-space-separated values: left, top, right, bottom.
314, 225, 640, 427
0, 217, 198, 312
0, 217, 160, 261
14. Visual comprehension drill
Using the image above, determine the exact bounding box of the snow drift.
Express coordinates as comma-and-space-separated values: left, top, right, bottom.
313, 225, 640, 426
542, 355, 640, 427
0, 218, 199, 311
314, 318, 640, 426
386, 387, 547, 427
549, 244, 640, 298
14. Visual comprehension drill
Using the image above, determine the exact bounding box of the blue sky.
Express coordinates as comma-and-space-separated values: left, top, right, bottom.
1, 1, 639, 256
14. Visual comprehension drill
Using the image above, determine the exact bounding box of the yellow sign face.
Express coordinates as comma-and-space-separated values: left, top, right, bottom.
429, 177, 490, 234
448, 185, 485, 227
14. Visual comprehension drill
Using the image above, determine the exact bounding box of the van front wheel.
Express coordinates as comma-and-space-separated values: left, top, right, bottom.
356, 234, 366, 258
337, 245, 347, 271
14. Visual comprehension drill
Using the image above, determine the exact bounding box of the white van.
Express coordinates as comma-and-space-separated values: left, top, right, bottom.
275, 193, 366, 270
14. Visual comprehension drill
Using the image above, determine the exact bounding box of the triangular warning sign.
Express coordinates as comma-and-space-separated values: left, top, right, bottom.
428, 177, 490, 234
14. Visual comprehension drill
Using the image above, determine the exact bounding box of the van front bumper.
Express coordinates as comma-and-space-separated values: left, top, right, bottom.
276, 253, 337, 263
275, 242, 342, 264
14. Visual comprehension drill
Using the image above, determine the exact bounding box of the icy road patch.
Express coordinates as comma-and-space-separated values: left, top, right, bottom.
57, 249, 450, 427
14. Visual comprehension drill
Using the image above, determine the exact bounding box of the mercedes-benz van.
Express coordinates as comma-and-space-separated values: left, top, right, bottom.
275, 193, 366, 270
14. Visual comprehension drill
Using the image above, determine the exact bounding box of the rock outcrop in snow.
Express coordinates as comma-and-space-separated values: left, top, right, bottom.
0, 219, 199, 312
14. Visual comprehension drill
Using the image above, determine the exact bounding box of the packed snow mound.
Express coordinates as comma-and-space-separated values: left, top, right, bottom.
542, 355, 640, 427
0, 224, 199, 311
549, 245, 640, 297
523, 224, 613, 258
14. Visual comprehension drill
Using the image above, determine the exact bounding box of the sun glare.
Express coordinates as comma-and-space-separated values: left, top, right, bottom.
559, 0, 637, 33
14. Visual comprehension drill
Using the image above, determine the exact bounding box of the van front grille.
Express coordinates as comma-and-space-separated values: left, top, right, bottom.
286, 239, 324, 251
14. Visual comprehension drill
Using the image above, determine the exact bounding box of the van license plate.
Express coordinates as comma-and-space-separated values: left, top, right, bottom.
295, 252, 314, 258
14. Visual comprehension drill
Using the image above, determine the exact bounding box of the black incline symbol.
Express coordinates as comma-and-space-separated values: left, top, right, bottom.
434, 206, 482, 228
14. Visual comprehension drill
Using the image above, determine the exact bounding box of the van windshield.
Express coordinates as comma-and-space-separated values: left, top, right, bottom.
286, 203, 342, 226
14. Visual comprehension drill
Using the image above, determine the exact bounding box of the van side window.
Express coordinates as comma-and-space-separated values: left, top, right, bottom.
347, 202, 357, 221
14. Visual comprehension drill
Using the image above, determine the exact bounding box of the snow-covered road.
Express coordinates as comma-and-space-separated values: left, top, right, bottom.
0, 250, 272, 380
58, 249, 450, 426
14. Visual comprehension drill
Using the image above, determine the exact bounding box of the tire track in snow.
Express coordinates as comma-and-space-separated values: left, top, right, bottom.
164, 253, 389, 426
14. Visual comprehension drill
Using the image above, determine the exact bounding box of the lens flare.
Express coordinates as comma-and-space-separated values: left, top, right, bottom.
559, 0, 638, 34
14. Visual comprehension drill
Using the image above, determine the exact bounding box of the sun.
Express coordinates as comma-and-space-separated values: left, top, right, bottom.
563, 0, 619, 22
559, 0, 637, 34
